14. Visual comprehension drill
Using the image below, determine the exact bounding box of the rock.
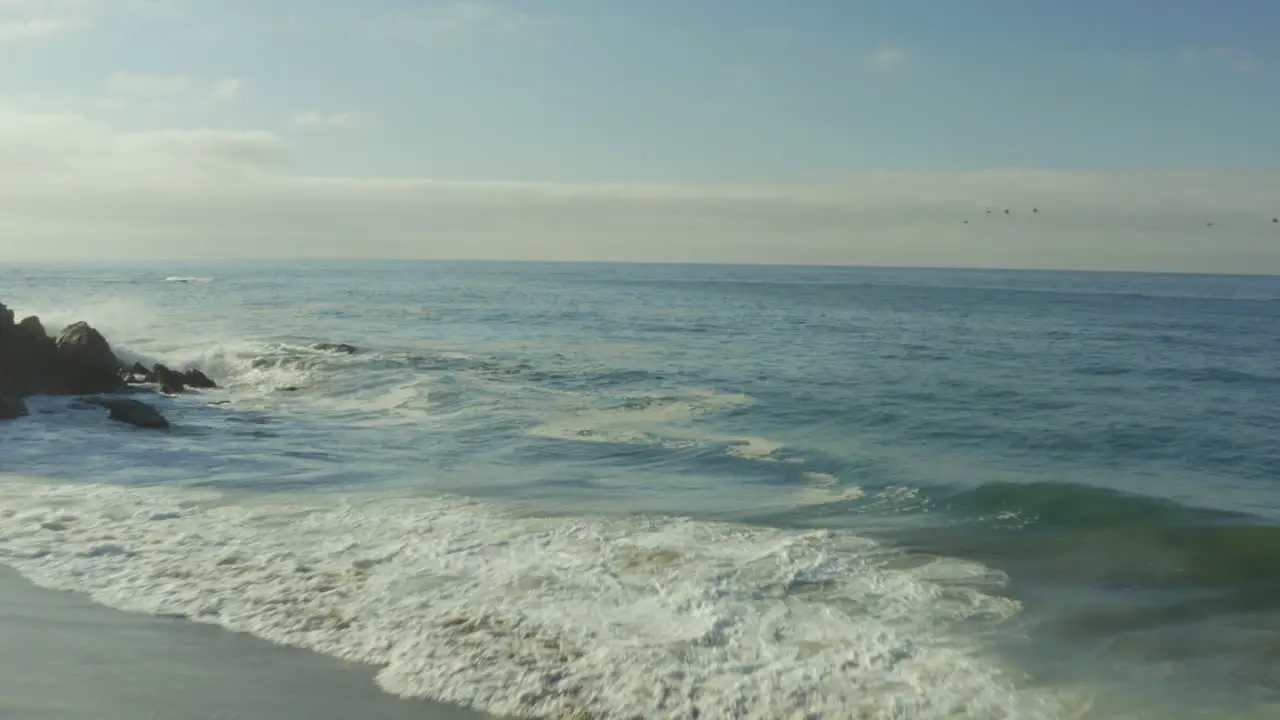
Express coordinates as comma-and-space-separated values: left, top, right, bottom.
153, 364, 185, 394
80, 396, 170, 430
1, 299, 216, 412
314, 343, 358, 355
56, 321, 118, 370
54, 321, 125, 395
17, 315, 46, 339
126, 361, 154, 382
179, 368, 218, 389
1, 311, 58, 396
147, 364, 217, 392
0, 391, 27, 420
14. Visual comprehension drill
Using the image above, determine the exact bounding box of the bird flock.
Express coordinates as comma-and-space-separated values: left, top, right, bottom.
960, 209, 1279, 227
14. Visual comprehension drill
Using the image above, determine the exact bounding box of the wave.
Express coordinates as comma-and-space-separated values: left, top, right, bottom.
115, 339, 370, 397
908, 481, 1280, 595
117, 332, 790, 468
935, 481, 1227, 529
164, 276, 214, 283
0, 475, 1078, 719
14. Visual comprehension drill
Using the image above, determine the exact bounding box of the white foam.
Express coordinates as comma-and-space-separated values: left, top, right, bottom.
723, 435, 785, 461
794, 472, 866, 507
120, 339, 366, 400
528, 388, 791, 462
0, 476, 1079, 719
164, 276, 214, 283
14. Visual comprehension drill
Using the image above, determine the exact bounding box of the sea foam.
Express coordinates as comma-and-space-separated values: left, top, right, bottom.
0, 475, 1079, 719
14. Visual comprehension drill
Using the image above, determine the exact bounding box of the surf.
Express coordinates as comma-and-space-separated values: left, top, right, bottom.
0, 474, 1076, 719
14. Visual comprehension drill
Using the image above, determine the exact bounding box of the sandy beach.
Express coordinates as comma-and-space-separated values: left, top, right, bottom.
0, 567, 494, 720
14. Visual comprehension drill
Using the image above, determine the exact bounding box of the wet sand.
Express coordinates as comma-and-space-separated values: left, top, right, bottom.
0, 568, 495, 720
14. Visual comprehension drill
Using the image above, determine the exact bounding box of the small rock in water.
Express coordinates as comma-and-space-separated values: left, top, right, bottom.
151, 364, 219, 393
80, 396, 170, 430
0, 391, 28, 420
153, 364, 186, 394
180, 368, 218, 389
313, 342, 358, 355
125, 361, 154, 383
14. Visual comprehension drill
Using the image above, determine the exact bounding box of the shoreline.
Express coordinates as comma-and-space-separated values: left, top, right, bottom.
0, 566, 495, 720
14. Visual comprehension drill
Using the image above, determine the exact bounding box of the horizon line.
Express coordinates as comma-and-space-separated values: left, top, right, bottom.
3, 257, 1276, 280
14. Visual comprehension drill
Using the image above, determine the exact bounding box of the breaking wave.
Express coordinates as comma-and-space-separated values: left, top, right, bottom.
0, 476, 1079, 719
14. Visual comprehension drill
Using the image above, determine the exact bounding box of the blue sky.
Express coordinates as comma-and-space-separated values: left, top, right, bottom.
0, 0, 1277, 271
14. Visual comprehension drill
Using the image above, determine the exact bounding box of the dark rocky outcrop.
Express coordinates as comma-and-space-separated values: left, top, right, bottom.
153, 364, 185, 394
18, 315, 46, 338
2, 309, 57, 397
0, 390, 27, 420
54, 321, 127, 395
179, 367, 217, 389
0, 299, 218, 423
126, 361, 153, 381
153, 363, 218, 394
79, 396, 170, 430
314, 342, 358, 355
3, 304, 47, 397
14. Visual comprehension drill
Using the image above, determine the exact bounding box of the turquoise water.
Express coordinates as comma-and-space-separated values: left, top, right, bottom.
2, 261, 1278, 718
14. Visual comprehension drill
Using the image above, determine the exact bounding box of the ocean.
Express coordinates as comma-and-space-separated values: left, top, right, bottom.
1, 260, 1278, 719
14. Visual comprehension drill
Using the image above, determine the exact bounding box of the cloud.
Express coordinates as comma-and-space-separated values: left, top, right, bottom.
0, 0, 92, 41
361, 1, 548, 42
102, 73, 247, 104
1179, 46, 1261, 74
288, 111, 354, 130
0, 14, 76, 40
1232, 59, 1259, 74
0, 111, 291, 184
106, 74, 192, 95
866, 47, 910, 73
0, 109, 1277, 273
212, 77, 242, 99
0, 1, 184, 43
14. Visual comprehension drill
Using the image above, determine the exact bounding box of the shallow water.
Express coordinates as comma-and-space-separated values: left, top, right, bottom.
2, 260, 1278, 718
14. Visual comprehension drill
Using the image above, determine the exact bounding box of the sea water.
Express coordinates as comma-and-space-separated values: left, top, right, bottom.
1, 260, 1278, 718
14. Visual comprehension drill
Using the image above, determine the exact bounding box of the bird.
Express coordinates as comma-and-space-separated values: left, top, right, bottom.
1004, 209, 1010, 215
1273, 217, 1278, 223
1032, 208, 1039, 213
